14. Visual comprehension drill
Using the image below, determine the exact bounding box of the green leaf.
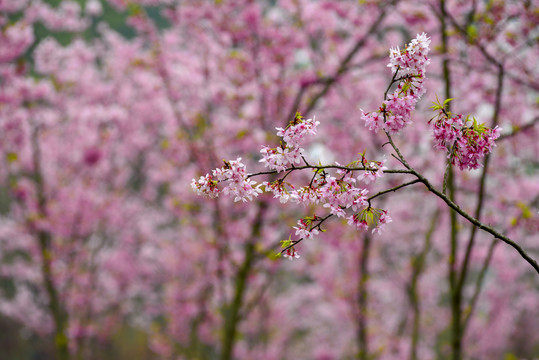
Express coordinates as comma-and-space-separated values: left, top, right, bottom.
504, 353, 518, 360
280, 235, 293, 248
236, 129, 248, 139
160, 139, 169, 149
466, 24, 478, 41
401, 81, 411, 93
55, 333, 68, 348
6, 152, 17, 163
516, 201, 532, 219
127, 3, 143, 16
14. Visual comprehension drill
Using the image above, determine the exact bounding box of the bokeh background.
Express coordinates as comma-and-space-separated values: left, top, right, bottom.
1, 0, 538, 359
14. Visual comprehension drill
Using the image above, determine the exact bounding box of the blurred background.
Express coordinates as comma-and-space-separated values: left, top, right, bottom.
0, 0, 538, 359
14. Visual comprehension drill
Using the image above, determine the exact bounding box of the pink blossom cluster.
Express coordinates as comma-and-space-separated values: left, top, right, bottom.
319, 171, 370, 218
259, 115, 320, 172
260, 160, 390, 247
282, 247, 300, 260
24, 1, 90, 32
356, 158, 388, 184
361, 33, 431, 134
191, 158, 262, 202
347, 208, 392, 234
190, 174, 220, 199
293, 218, 320, 240
387, 32, 431, 76
430, 114, 464, 150
259, 156, 385, 216
455, 125, 501, 170
192, 116, 392, 260
430, 110, 501, 170
262, 179, 295, 204
276, 168, 391, 259
0, 22, 34, 63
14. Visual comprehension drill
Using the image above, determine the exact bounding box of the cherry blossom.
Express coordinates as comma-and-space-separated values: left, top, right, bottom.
362, 33, 431, 134
1, 2, 538, 360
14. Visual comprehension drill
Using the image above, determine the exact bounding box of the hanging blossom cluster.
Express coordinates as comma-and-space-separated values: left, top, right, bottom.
361, 33, 431, 134
192, 113, 391, 260
429, 98, 501, 170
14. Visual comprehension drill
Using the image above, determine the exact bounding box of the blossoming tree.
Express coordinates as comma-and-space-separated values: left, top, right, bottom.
1, 1, 538, 360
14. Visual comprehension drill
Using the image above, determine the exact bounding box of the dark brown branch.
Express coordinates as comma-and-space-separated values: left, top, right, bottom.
246, 165, 413, 179
411, 169, 539, 275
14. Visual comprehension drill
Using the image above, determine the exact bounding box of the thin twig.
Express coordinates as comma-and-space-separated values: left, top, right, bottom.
367, 179, 422, 202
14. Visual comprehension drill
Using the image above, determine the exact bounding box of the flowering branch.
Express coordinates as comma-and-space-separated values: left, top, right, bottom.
191, 33, 539, 275
245, 165, 412, 179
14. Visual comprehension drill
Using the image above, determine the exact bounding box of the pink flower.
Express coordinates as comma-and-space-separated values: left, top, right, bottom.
361, 109, 382, 133
283, 247, 300, 260
293, 218, 320, 239
362, 33, 431, 134
357, 158, 387, 184
347, 214, 369, 231
191, 174, 219, 199
192, 158, 262, 202
429, 107, 501, 170
259, 115, 319, 172
387, 33, 431, 75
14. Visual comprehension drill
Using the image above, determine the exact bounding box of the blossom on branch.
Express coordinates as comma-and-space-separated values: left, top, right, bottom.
260, 113, 319, 172
293, 217, 320, 240
192, 112, 391, 259
191, 33, 502, 262
283, 247, 300, 260
362, 32, 431, 134
347, 208, 392, 234
429, 98, 501, 170
191, 174, 219, 199
357, 158, 387, 184
191, 158, 262, 202
387, 32, 431, 76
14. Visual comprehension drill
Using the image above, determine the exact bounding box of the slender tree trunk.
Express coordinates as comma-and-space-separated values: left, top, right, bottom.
38, 231, 70, 360
31, 126, 70, 360
357, 235, 371, 360
438, 1, 462, 358
457, 65, 504, 343
220, 201, 267, 360
408, 211, 439, 360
